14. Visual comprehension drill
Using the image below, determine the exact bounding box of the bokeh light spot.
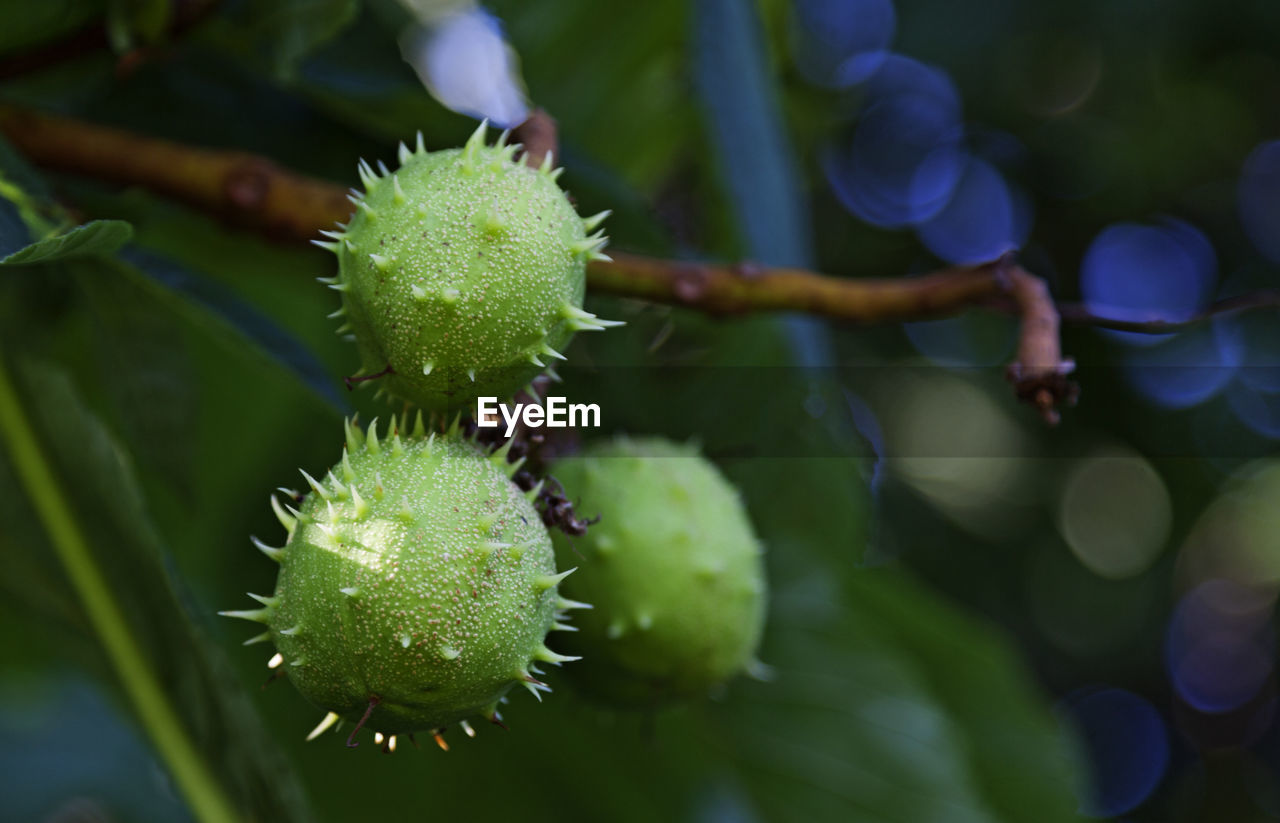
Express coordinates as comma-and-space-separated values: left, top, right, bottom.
1238, 140, 1280, 264
881, 373, 1033, 539
1057, 452, 1172, 579
1228, 381, 1280, 439
824, 55, 966, 228
1166, 580, 1275, 713
1080, 219, 1217, 344
1059, 688, 1170, 817
916, 157, 1027, 264
793, 0, 896, 87
1178, 460, 1280, 589
1009, 32, 1103, 117
1217, 308, 1280, 393
1123, 324, 1242, 409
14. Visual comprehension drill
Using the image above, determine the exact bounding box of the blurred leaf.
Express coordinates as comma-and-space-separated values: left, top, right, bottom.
490, 0, 693, 191
703, 440, 1083, 822
24, 188, 354, 602
684, 0, 875, 550
0, 148, 342, 497
692, 0, 810, 268
0, 214, 345, 669
204, 0, 361, 82
110, 195, 350, 355
106, 0, 172, 52
0, 233, 342, 413
720, 569, 1083, 823
0, 0, 104, 54
75, 261, 198, 493
0, 675, 196, 822
0, 219, 132, 266
118, 247, 347, 411
0, 196, 30, 258
855, 571, 1084, 821
689, 0, 839, 390
0, 356, 314, 822
291, 9, 456, 144
0, 443, 89, 644
0, 135, 56, 207
0, 136, 70, 241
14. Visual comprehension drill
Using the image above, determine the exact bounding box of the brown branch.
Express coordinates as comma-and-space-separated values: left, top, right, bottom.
0, 105, 349, 240
511, 109, 558, 170
1057, 290, 1280, 333
1003, 268, 1077, 425
587, 251, 1005, 320
0, 104, 1087, 420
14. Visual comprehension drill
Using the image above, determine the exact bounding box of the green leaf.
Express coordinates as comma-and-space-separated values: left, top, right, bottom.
0, 195, 30, 259
719, 572, 1085, 822
0, 136, 68, 242
0, 135, 57, 211
55, 187, 353, 414
201, 0, 361, 83
696, 374, 1081, 822
0, 355, 314, 823
711, 455, 1083, 822
692, 0, 810, 268
0, 219, 133, 266
290, 10, 458, 144
74, 259, 199, 493
492, 0, 694, 191
856, 572, 1085, 821
689, 0, 870, 480
118, 248, 347, 411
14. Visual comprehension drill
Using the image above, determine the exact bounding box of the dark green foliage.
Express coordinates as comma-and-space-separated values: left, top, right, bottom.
14, 0, 1278, 820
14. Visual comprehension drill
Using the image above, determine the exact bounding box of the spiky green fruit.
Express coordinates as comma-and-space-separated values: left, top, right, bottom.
222, 417, 585, 745
314, 123, 619, 413
549, 437, 767, 708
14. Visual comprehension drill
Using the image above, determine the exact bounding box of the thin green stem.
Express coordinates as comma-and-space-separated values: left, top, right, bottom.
0, 356, 240, 823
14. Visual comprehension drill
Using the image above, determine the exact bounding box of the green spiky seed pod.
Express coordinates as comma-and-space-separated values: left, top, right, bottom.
549, 437, 767, 708
313, 123, 620, 413
222, 417, 586, 745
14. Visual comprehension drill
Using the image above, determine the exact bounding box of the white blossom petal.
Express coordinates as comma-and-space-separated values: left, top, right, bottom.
401, 9, 530, 128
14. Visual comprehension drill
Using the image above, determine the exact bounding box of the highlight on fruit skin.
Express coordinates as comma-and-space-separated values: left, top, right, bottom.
220, 415, 587, 749
548, 436, 768, 708
313, 121, 621, 414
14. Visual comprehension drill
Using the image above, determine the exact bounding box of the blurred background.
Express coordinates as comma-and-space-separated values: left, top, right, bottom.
1, 0, 1278, 820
